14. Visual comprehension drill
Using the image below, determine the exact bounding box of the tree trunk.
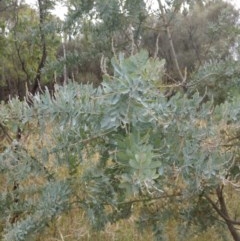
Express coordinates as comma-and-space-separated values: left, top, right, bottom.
32, 0, 47, 95
62, 34, 68, 85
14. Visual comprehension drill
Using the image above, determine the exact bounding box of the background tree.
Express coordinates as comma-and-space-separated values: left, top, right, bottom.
142, 0, 239, 79
0, 0, 61, 100
1, 0, 239, 101
57, 0, 240, 100
57, 0, 148, 85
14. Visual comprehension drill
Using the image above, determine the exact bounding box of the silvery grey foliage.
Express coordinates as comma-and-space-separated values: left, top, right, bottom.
0, 50, 240, 240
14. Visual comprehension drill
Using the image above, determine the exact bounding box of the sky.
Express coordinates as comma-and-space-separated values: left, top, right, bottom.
230, 0, 240, 8
25, 0, 240, 20
25, 0, 67, 19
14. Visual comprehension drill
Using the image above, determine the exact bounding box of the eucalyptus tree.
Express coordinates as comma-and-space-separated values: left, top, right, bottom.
0, 0, 19, 99
59, 0, 148, 86
142, 0, 239, 75
0, 0, 62, 100
31, 0, 60, 95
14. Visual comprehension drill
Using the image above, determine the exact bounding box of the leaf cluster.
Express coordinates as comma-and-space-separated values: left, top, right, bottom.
0, 50, 240, 240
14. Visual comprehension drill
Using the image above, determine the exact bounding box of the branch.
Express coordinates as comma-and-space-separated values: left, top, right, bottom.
205, 186, 240, 241
118, 192, 182, 206
186, 72, 219, 88
156, 0, 187, 91
154, 32, 161, 59
73, 192, 183, 210
0, 122, 13, 143
205, 194, 240, 225
216, 185, 240, 240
